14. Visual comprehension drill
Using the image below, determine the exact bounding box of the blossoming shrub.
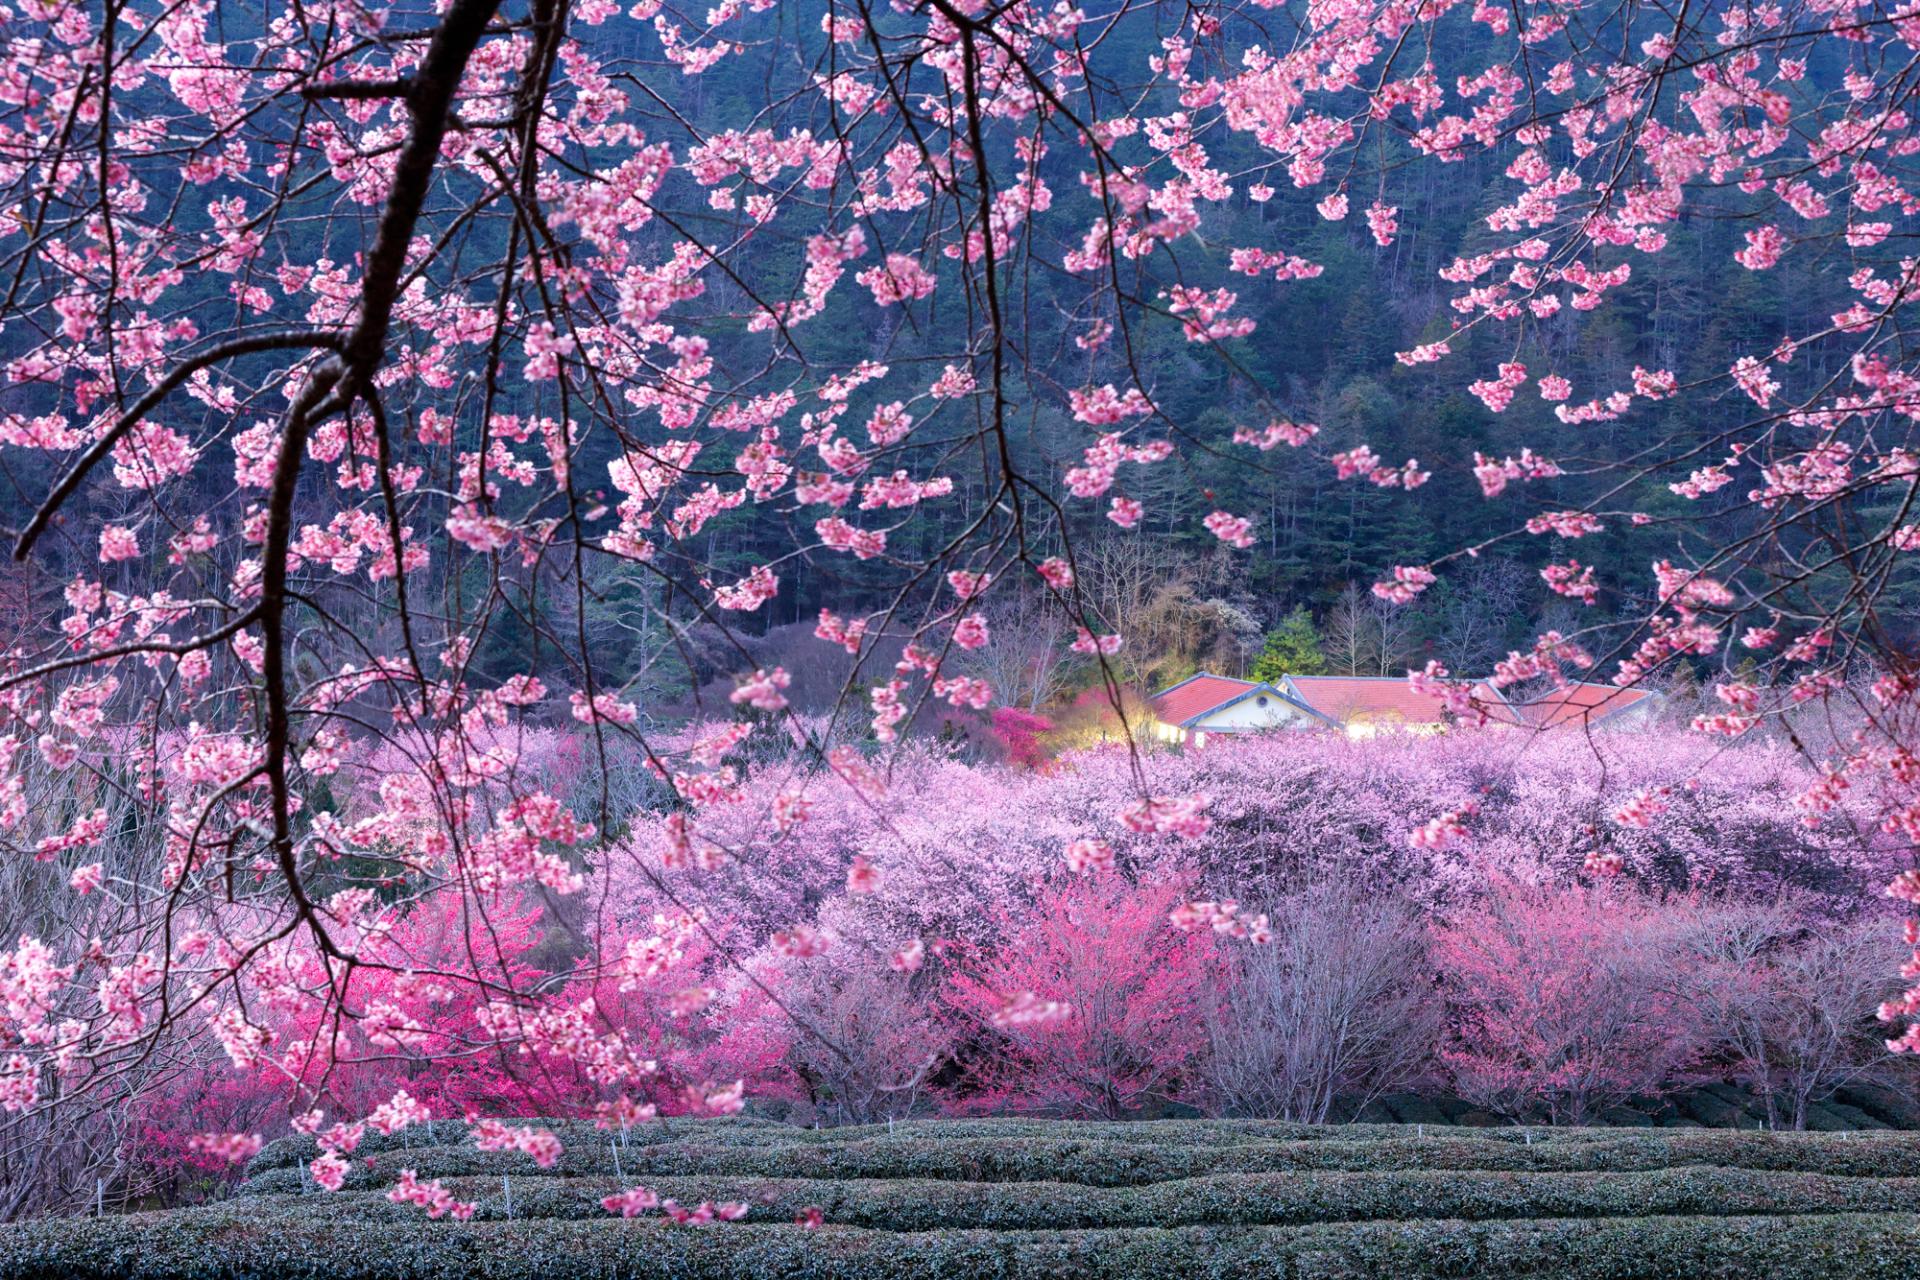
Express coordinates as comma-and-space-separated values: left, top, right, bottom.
1041, 730, 1895, 911
75, 724, 1914, 1158
945, 877, 1221, 1119
1434, 879, 1704, 1124
604, 726, 1889, 970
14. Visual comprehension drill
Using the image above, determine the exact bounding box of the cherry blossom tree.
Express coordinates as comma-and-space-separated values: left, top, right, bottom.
3, 0, 1920, 1208
1435, 878, 1701, 1125
945, 875, 1221, 1119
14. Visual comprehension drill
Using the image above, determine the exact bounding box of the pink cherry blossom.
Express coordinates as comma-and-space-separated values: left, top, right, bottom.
1365, 201, 1399, 246
1064, 838, 1115, 875
97, 527, 140, 563
603, 1185, 662, 1217
1202, 510, 1255, 549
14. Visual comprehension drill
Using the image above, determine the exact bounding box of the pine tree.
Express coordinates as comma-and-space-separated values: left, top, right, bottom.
1251, 606, 1328, 682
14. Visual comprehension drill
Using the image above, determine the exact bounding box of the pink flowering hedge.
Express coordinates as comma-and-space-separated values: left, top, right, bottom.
112, 723, 1907, 1192
608, 727, 1895, 953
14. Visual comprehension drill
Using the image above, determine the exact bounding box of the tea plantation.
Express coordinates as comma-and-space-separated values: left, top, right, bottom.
3, 1117, 1920, 1278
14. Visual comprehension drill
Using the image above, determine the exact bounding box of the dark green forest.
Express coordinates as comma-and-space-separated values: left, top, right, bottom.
0, 2, 1899, 705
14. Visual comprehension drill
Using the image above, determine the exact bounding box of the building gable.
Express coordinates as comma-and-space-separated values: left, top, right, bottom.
1147, 673, 1316, 731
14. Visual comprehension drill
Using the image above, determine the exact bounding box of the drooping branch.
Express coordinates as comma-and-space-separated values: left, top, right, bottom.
257, 0, 508, 946
13, 330, 341, 561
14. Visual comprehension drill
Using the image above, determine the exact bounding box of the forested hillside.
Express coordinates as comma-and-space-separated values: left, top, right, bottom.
0, 4, 1900, 702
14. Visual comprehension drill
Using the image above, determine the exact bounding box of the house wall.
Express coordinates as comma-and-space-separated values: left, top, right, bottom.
1193, 695, 1314, 733
1583, 698, 1660, 731
1340, 713, 1445, 739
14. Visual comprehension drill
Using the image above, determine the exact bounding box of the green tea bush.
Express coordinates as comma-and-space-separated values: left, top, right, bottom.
4, 1212, 1920, 1280
10, 1120, 1920, 1279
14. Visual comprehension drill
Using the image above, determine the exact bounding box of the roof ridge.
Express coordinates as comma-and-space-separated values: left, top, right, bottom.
1148, 670, 1253, 697
1287, 674, 1430, 683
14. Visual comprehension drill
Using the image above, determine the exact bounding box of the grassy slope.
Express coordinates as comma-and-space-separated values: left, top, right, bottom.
4, 1118, 1919, 1278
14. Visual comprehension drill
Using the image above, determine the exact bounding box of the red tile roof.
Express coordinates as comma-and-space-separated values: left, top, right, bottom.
1281, 676, 1478, 726
1499, 682, 1657, 729
1148, 673, 1659, 733
1148, 674, 1261, 725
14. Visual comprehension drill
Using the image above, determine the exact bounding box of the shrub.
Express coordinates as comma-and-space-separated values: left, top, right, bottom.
944, 877, 1219, 1119
1435, 879, 1700, 1124
1203, 880, 1437, 1121
229, 1166, 1920, 1231
10, 1211, 1920, 1280
241, 1118, 1920, 1187
755, 954, 952, 1125
1677, 899, 1910, 1129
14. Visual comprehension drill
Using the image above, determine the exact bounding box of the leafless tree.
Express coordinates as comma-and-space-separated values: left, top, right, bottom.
959, 584, 1075, 713
1431, 559, 1528, 675
1323, 584, 1381, 677
1369, 595, 1421, 678
777, 961, 951, 1127
1076, 536, 1191, 687
1679, 901, 1909, 1130
1203, 882, 1438, 1123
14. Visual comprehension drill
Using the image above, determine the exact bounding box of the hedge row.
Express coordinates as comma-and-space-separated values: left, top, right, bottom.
17, 1121, 1920, 1278
243, 1117, 1490, 1176
241, 1128, 1920, 1192
4, 1210, 1919, 1280
224, 1166, 1920, 1230
247, 1115, 1790, 1177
